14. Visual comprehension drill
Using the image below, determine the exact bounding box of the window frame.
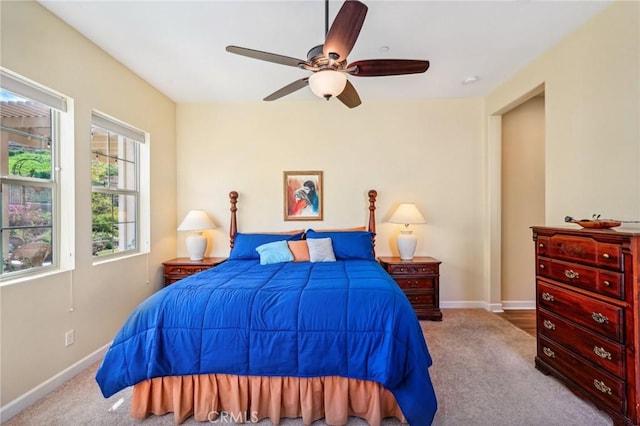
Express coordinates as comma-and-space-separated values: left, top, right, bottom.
0, 68, 70, 281
90, 111, 146, 261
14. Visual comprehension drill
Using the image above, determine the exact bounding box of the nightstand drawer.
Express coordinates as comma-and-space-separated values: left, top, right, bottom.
386, 264, 437, 276
394, 277, 435, 290
164, 265, 210, 276
404, 292, 435, 306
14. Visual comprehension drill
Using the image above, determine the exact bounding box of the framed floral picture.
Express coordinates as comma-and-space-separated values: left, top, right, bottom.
283, 171, 323, 221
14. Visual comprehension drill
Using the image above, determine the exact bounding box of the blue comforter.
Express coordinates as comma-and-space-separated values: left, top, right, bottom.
96, 259, 437, 425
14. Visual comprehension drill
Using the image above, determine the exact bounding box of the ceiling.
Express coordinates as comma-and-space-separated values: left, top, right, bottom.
39, 0, 611, 104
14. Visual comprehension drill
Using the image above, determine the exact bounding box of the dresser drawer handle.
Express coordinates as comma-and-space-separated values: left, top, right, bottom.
541, 292, 555, 302
409, 280, 418, 288
539, 243, 545, 248
398, 268, 405, 272
591, 312, 609, 324
593, 346, 612, 360
539, 264, 545, 269
543, 320, 555, 330
593, 379, 612, 395
564, 269, 579, 279
176, 268, 182, 272
603, 280, 611, 287
543, 347, 555, 358
602, 253, 611, 259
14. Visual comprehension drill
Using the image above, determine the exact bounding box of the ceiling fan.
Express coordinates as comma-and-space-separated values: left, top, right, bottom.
225, 0, 430, 109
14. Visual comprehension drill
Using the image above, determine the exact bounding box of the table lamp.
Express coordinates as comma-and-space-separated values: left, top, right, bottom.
388, 203, 426, 260
177, 210, 216, 261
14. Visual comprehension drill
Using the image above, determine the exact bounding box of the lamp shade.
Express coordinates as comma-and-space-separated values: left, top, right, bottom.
308, 70, 347, 100
177, 210, 216, 231
178, 210, 216, 261
388, 203, 426, 225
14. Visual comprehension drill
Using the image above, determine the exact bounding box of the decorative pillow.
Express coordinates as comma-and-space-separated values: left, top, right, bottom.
306, 237, 336, 263
288, 240, 310, 262
229, 232, 304, 260
255, 240, 294, 265
305, 230, 375, 260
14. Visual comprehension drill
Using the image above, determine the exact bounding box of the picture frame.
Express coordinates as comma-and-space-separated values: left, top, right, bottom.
283, 171, 323, 221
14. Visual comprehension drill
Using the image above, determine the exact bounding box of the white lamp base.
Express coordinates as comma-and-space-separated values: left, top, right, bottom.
397, 230, 417, 261
185, 232, 207, 261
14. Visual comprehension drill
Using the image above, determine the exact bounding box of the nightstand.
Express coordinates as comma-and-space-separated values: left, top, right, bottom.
378, 256, 442, 321
162, 257, 227, 286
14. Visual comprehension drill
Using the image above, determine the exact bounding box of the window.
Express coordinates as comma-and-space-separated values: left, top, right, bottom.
1, 70, 68, 277
91, 112, 145, 258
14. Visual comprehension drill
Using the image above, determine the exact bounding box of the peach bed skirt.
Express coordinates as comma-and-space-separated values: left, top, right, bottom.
132, 374, 407, 425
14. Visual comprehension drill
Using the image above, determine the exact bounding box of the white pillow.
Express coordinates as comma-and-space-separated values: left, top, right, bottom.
307, 237, 336, 262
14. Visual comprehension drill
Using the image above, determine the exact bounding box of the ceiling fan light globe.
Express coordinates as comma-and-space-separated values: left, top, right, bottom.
309, 70, 347, 100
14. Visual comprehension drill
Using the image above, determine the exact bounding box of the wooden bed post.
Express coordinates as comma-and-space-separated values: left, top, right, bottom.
368, 189, 377, 234
229, 191, 238, 249
368, 189, 377, 256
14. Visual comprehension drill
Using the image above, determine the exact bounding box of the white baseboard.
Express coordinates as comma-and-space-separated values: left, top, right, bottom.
501, 300, 536, 310
440, 300, 504, 313
0, 343, 110, 423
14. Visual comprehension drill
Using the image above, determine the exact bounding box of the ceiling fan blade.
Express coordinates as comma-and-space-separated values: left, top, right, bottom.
337, 80, 361, 109
347, 59, 430, 77
263, 78, 310, 101
323, 0, 368, 62
226, 45, 307, 68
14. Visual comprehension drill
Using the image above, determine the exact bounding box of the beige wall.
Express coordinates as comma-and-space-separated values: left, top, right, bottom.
0, 1, 177, 405
176, 99, 486, 305
501, 96, 545, 303
487, 1, 639, 225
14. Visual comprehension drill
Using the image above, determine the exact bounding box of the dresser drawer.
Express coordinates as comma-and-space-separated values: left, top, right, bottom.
541, 259, 624, 300
537, 281, 624, 342
538, 309, 625, 378
394, 277, 435, 290
549, 235, 622, 270
538, 335, 626, 413
386, 264, 437, 276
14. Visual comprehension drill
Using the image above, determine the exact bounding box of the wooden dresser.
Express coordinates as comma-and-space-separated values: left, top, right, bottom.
532, 226, 640, 425
378, 256, 442, 321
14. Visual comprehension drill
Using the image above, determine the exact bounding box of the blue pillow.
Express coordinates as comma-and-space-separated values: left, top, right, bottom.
255, 240, 294, 265
229, 232, 304, 260
305, 230, 375, 260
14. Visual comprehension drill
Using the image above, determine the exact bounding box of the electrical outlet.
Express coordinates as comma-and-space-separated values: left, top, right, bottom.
65, 329, 74, 347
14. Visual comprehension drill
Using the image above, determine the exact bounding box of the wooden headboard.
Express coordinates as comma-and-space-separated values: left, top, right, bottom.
228, 189, 378, 250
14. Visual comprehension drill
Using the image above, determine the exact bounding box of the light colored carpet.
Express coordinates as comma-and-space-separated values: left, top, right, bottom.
4, 309, 613, 425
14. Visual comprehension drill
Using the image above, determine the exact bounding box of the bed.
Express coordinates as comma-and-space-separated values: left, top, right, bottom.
95, 190, 437, 425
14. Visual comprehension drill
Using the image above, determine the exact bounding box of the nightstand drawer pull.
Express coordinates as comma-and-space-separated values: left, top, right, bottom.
593, 379, 612, 395
543, 347, 555, 358
593, 346, 612, 360
408, 280, 418, 288
539, 264, 545, 269
591, 312, 609, 324
564, 269, 579, 279
541, 292, 555, 302
602, 253, 611, 259
603, 280, 611, 287
543, 320, 555, 330
539, 243, 545, 248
